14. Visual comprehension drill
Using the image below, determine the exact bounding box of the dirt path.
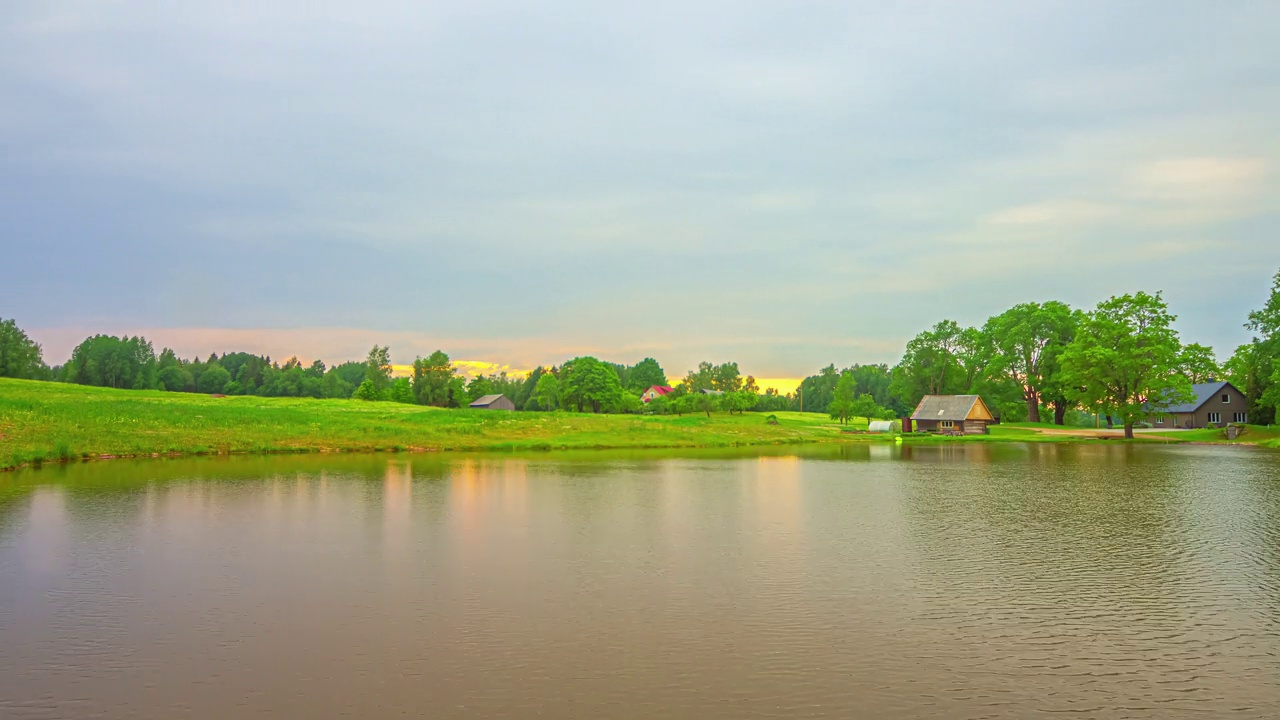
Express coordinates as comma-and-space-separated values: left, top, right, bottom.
1018, 426, 1178, 441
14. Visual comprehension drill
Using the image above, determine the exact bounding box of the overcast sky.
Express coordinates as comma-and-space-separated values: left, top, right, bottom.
3, 1, 1279, 383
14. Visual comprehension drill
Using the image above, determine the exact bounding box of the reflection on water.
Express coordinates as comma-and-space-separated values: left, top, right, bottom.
1, 445, 1278, 719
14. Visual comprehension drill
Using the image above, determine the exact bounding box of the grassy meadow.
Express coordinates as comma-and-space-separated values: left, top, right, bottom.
0, 378, 870, 470
3, 378, 1276, 472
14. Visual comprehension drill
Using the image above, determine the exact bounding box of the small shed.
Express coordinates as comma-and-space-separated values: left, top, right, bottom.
469, 394, 515, 411
910, 395, 995, 435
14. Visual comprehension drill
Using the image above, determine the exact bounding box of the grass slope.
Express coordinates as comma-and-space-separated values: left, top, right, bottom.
0, 378, 863, 470
4, 379, 1273, 471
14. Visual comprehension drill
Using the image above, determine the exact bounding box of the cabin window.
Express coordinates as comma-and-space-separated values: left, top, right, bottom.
1155, 416, 1164, 425
1222, 394, 1230, 403
1233, 412, 1248, 423
940, 420, 954, 429
1207, 412, 1221, 424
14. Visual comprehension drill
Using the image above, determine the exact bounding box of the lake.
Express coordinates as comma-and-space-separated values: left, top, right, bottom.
2, 444, 1278, 719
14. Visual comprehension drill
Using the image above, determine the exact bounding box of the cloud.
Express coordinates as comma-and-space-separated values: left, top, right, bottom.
984, 201, 1119, 226
1129, 157, 1267, 200
5, 1, 1280, 374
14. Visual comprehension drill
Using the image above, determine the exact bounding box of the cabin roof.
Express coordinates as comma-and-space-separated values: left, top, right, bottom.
470, 394, 507, 406
910, 395, 991, 421
1159, 381, 1237, 413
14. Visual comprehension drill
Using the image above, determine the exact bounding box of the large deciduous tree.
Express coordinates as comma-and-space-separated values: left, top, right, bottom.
364, 345, 392, 396
534, 372, 559, 411
1176, 343, 1220, 384
889, 320, 971, 409
1059, 292, 1192, 439
65, 335, 158, 390
850, 393, 888, 422
466, 375, 494, 402
712, 362, 743, 392
196, 363, 232, 394
796, 364, 840, 413
560, 356, 623, 413
828, 371, 857, 425
0, 318, 46, 379
982, 301, 1079, 424
625, 358, 667, 393
1231, 268, 1280, 424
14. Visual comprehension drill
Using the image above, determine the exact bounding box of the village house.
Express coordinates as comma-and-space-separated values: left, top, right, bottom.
1147, 380, 1247, 428
469, 394, 515, 411
908, 395, 995, 435
642, 385, 673, 403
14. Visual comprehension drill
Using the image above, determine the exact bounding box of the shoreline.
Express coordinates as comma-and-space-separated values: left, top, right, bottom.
2, 378, 1274, 473
6, 426, 1269, 475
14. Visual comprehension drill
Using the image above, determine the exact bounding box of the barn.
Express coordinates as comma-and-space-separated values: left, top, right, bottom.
909, 395, 995, 435
469, 394, 515, 411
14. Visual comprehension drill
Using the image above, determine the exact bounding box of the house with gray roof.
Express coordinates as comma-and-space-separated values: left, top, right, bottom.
469, 394, 515, 411
908, 395, 995, 435
1146, 381, 1246, 429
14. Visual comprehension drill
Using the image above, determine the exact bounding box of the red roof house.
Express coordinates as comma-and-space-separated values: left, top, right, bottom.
642, 385, 674, 403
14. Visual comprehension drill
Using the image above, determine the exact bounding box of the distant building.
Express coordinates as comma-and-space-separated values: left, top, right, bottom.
699, 389, 724, 396
909, 395, 995, 435
469, 394, 515, 411
642, 385, 674, 403
1147, 380, 1246, 428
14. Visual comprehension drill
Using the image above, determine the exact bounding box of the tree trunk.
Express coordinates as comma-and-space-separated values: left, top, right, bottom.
1105, 415, 1113, 429
1052, 402, 1066, 426
1124, 423, 1134, 440
1026, 395, 1041, 424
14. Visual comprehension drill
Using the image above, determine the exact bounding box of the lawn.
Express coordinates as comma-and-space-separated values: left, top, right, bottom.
5, 379, 1274, 472
1144, 424, 1280, 446
0, 379, 870, 470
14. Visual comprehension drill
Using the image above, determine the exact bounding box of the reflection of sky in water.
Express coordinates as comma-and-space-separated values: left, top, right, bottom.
0, 447, 1277, 719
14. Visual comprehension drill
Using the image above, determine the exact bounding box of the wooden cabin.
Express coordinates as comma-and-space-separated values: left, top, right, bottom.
909, 395, 995, 435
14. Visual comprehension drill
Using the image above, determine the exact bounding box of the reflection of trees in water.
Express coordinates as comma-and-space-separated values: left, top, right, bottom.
899, 444, 1206, 604
0, 481, 36, 526
895, 444, 1280, 710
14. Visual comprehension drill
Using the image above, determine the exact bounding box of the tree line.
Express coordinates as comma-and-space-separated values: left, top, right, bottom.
3, 268, 1279, 430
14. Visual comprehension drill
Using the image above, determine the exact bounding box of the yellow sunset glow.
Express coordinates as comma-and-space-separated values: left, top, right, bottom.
752, 378, 802, 395
389, 363, 799, 394
390, 361, 533, 380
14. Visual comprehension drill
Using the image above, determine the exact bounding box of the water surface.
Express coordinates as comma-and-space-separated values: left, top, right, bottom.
2, 444, 1278, 718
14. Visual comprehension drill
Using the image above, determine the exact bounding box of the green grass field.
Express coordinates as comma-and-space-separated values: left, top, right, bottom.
0, 378, 873, 470
3, 379, 1275, 471
1145, 424, 1280, 447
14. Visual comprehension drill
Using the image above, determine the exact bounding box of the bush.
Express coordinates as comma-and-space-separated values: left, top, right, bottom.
196, 364, 232, 394
353, 379, 382, 401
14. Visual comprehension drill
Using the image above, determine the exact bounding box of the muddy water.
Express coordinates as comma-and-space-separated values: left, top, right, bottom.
2, 444, 1278, 718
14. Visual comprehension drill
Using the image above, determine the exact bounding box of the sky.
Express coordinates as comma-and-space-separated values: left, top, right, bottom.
3, 1, 1279, 390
